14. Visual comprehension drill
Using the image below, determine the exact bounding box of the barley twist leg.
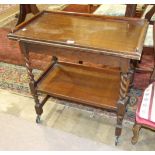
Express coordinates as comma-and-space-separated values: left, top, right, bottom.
115, 72, 130, 145
20, 42, 42, 123
131, 123, 141, 144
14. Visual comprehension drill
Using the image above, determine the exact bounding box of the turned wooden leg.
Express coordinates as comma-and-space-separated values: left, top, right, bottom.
16, 4, 39, 26
115, 98, 128, 145
24, 47, 43, 117
128, 67, 138, 106
115, 72, 130, 145
19, 42, 43, 123
150, 67, 155, 82
128, 65, 135, 88
131, 123, 141, 144
125, 4, 137, 17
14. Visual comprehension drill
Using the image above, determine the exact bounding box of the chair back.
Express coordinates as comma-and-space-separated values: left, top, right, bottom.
150, 23, 155, 81
142, 5, 155, 24
125, 4, 137, 17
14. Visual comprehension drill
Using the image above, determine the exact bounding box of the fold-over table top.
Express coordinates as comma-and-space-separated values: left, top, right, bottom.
8, 11, 148, 60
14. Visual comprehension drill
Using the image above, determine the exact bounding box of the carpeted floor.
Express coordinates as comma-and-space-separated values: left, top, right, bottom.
1, 90, 155, 151
0, 112, 120, 151
0, 6, 155, 150
0, 5, 16, 14
0, 5, 101, 70
0, 4, 154, 124
0, 59, 139, 124
0, 4, 154, 89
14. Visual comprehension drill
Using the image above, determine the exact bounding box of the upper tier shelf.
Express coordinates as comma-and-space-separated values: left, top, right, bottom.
8, 11, 148, 60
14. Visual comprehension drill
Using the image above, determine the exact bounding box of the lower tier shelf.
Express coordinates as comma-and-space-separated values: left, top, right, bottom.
37, 62, 121, 111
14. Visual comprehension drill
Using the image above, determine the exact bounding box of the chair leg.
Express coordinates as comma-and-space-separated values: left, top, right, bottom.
131, 123, 141, 144
150, 67, 155, 82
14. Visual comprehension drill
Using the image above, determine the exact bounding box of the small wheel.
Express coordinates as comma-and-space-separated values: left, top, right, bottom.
129, 96, 138, 106
36, 115, 41, 124
115, 136, 119, 146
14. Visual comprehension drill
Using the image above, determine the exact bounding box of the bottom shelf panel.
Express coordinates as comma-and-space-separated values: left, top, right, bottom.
37, 62, 120, 110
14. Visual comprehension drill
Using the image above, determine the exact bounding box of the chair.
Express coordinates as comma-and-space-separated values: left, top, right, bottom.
16, 4, 67, 25
131, 15, 155, 144
61, 4, 100, 14
16, 4, 39, 26
131, 81, 155, 144
93, 4, 143, 17
135, 5, 155, 83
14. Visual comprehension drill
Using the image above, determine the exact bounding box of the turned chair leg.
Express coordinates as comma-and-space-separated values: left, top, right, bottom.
131, 123, 141, 144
